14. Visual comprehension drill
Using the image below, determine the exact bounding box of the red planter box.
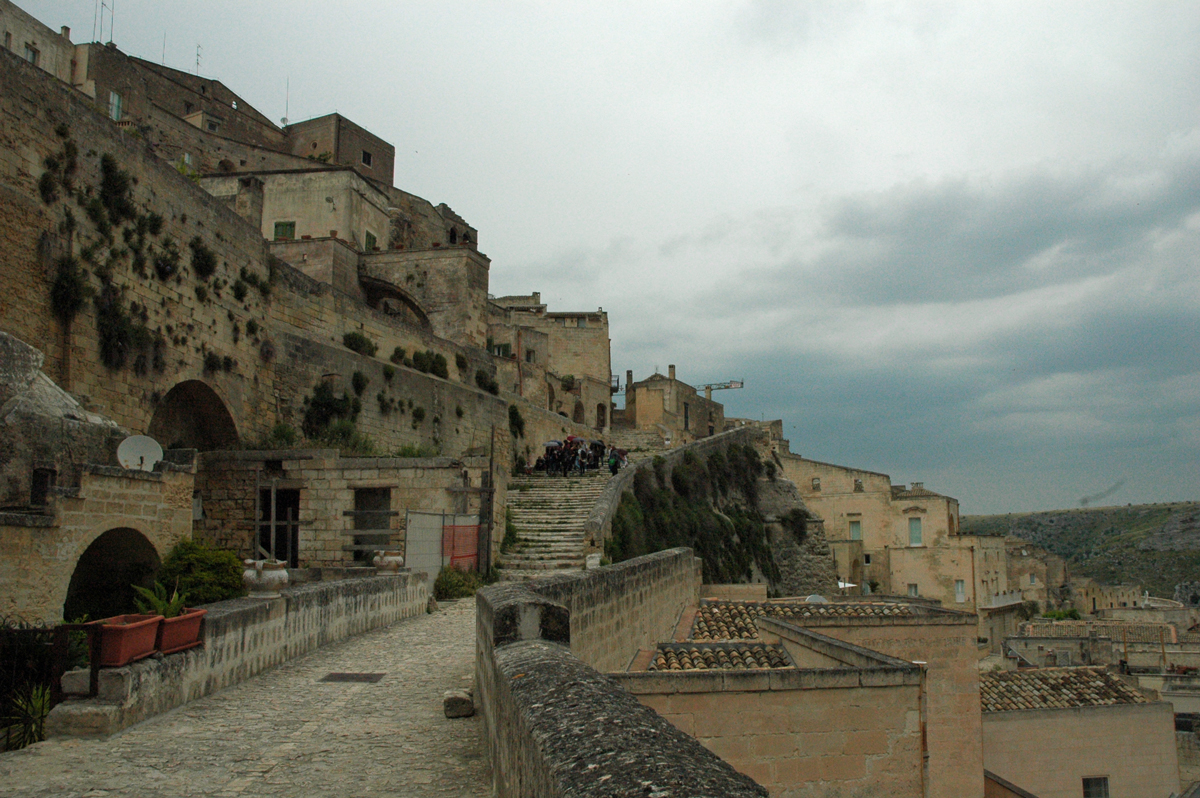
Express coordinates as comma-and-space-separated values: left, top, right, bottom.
156, 608, 207, 655
90, 614, 162, 667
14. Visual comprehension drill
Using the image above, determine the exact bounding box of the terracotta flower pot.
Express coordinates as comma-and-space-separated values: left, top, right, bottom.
90, 614, 163, 667
156, 608, 207, 655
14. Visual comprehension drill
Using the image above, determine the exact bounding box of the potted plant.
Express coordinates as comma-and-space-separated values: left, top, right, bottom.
87, 613, 162, 667
133, 581, 208, 655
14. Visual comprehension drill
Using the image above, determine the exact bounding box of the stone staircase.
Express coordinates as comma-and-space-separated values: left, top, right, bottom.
607, 427, 672, 463
499, 470, 612, 581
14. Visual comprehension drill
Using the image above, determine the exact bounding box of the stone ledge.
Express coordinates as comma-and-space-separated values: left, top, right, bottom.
494, 640, 767, 797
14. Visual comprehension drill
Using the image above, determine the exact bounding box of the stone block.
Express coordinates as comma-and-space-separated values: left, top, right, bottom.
443, 689, 474, 718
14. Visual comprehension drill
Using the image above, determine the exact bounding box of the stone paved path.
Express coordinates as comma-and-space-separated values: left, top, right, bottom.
0, 599, 490, 797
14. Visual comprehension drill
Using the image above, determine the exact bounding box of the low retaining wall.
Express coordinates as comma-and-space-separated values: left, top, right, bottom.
47, 572, 429, 737
476, 548, 767, 797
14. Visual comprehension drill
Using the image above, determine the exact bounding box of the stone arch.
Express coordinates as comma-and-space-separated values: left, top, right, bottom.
63, 527, 161, 620
148, 380, 238, 451
573, 400, 585, 425
595, 403, 606, 431
359, 276, 433, 330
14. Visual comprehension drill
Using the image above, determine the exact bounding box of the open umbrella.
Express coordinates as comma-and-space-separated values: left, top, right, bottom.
544, 440, 562, 447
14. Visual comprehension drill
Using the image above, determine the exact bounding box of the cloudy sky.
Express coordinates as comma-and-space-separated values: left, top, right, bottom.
25, 1, 1200, 514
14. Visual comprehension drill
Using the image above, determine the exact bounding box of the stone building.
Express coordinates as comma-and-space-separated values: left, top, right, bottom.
1005, 539, 1069, 609
775, 445, 1024, 649
619, 595, 984, 798
980, 667, 1180, 798
0, 0, 606, 619
616, 365, 726, 445
485, 292, 613, 432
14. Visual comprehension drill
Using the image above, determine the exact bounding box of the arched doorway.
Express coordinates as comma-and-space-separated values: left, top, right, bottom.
573, 400, 585, 425
595, 403, 607, 431
148, 380, 238, 450
63, 528, 161, 620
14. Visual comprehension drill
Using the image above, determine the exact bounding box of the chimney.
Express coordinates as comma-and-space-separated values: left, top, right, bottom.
626, 369, 633, 388
668, 364, 676, 380
61, 26, 71, 42
912, 482, 924, 489
532, 291, 540, 304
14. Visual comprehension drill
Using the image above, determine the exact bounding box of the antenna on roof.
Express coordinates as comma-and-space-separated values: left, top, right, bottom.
92, 0, 100, 42
161, 32, 166, 65
195, 43, 201, 75
109, 0, 116, 44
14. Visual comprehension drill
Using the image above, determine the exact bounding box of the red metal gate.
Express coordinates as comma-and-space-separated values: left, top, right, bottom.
441, 524, 480, 571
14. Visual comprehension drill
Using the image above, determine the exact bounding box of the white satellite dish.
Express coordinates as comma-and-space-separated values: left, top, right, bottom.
804, 594, 830, 604
117, 435, 164, 472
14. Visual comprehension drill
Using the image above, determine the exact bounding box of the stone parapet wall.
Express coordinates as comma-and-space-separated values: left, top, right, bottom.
475, 548, 765, 796
48, 572, 428, 737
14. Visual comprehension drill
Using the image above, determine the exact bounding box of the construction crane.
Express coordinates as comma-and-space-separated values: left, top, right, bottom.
695, 380, 744, 401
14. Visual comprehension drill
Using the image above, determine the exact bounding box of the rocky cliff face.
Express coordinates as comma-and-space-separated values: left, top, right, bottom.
758, 478, 838, 597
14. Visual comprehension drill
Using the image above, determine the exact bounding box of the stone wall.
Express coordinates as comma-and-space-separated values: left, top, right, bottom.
0, 463, 194, 622
47, 572, 429, 737
982, 702, 1180, 798
474, 549, 768, 796
0, 1, 75, 83
194, 449, 489, 567
791, 610, 984, 798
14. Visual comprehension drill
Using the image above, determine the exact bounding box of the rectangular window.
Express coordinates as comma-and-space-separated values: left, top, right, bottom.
1030, 573, 1036, 585
849, 520, 862, 541
364, 230, 377, 251
4, 32, 12, 49
30, 468, 56, 506
907, 583, 919, 598
273, 221, 296, 240
955, 579, 966, 603
361, 150, 373, 167
683, 403, 690, 430
1082, 777, 1109, 798
258, 488, 300, 568
811, 478, 821, 491
108, 91, 123, 122
853, 478, 863, 492
908, 517, 923, 546
863, 553, 871, 565
23, 44, 38, 66
525, 349, 535, 364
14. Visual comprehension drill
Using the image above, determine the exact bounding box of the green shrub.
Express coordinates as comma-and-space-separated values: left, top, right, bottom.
50, 256, 89, 324
412, 407, 426, 423
561, 374, 576, 391
502, 507, 522, 553
4, 684, 50, 750
157, 540, 246, 605
320, 418, 375, 455
431, 353, 449, 379
434, 565, 484, 600
203, 351, 222, 372
475, 369, 499, 395
189, 237, 218, 280
390, 346, 406, 364
232, 280, 248, 301
455, 352, 469, 371
382, 364, 395, 382
246, 319, 259, 336
302, 381, 360, 438
508, 404, 525, 439
343, 331, 378, 357
351, 370, 369, 396
260, 423, 299, 448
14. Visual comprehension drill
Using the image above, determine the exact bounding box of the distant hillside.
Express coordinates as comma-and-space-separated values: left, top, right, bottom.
961, 502, 1200, 598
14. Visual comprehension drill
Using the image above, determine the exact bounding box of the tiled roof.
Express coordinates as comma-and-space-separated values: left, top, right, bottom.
1019, 620, 1177, 644
980, 667, 1148, 713
691, 600, 916, 641
648, 643, 792, 671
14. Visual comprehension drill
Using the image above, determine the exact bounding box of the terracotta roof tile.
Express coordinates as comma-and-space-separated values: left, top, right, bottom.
1019, 620, 1176, 644
648, 643, 792, 672
980, 667, 1148, 713
691, 600, 915, 641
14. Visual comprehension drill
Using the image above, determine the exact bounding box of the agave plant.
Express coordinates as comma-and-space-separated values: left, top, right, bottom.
5, 684, 50, 750
132, 581, 187, 619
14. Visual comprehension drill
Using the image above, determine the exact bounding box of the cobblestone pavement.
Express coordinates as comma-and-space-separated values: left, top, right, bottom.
0, 599, 490, 797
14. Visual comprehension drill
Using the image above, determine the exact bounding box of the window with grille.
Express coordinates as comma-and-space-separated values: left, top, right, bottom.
1082, 776, 1109, 798
273, 221, 296, 240
849, 520, 861, 541
908, 517, 923, 546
